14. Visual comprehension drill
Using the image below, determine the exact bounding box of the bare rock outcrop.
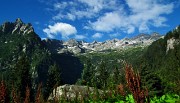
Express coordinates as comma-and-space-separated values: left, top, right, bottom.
48, 84, 103, 101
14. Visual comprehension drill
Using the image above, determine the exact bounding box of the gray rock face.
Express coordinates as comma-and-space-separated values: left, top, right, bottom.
166, 37, 180, 53
0, 18, 34, 35
48, 84, 103, 101
64, 39, 80, 47
44, 33, 163, 54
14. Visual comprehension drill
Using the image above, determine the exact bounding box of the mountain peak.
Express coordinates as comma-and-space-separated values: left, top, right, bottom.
151, 32, 160, 36
175, 25, 180, 30
0, 18, 34, 35
15, 18, 23, 24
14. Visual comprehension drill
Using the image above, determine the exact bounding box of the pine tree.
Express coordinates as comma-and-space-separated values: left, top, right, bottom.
45, 63, 61, 99
113, 66, 122, 84
98, 61, 109, 89
140, 66, 164, 97
106, 66, 121, 89
81, 59, 94, 86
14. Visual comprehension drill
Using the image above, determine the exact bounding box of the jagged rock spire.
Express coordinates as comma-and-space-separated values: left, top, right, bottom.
0, 18, 34, 35
15, 18, 23, 24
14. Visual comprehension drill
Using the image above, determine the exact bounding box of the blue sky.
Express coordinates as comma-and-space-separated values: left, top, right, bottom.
0, 0, 180, 42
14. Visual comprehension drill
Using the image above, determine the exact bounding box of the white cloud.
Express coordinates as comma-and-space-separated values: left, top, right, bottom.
52, 0, 120, 21
90, 12, 123, 32
43, 0, 175, 39
74, 34, 87, 39
43, 22, 77, 39
152, 17, 167, 27
78, 0, 104, 12
54, 2, 68, 10
92, 33, 103, 39
127, 26, 135, 34
89, 0, 174, 33
139, 22, 150, 33
53, 13, 76, 21
109, 33, 121, 38
67, 13, 76, 21
52, 13, 63, 20
90, 11, 135, 34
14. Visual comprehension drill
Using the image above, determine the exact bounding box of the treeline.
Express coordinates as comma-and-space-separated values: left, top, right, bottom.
0, 58, 180, 102
0, 55, 61, 102
78, 59, 164, 97
1, 63, 173, 103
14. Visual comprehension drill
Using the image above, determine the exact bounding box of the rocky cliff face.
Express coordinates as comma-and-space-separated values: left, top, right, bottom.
166, 37, 180, 53
1, 18, 34, 35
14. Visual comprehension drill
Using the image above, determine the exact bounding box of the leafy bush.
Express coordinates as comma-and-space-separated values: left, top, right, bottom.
150, 94, 180, 103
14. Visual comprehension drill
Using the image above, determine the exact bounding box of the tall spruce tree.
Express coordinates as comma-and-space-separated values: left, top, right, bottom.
140, 66, 164, 97
81, 59, 94, 86
45, 63, 61, 99
113, 66, 121, 84
97, 61, 109, 89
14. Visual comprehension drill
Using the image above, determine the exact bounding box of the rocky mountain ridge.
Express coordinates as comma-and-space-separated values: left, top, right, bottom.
0, 18, 165, 85
43, 33, 163, 54
0, 18, 34, 35
0, 18, 163, 55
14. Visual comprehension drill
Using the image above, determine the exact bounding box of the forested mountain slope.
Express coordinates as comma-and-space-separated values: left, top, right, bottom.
141, 26, 180, 94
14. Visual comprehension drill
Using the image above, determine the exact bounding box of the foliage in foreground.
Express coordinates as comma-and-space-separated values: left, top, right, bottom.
0, 64, 180, 103
113, 94, 180, 103
49, 64, 180, 103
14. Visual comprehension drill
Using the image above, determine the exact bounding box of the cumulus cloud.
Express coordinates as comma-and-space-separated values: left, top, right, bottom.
90, 11, 136, 34
92, 33, 103, 39
43, 22, 77, 39
52, 0, 119, 20
89, 0, 174, 33
90, 12, 123, 32
43, 0, 175, 39
78, 0, 104, 12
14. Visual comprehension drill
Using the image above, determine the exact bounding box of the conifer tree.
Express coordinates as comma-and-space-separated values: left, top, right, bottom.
81, 59, 94, 86
45, 63, 61, 99
113, 66, 122, 84
140, 66, 164, 97
98, 61, 109, 89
